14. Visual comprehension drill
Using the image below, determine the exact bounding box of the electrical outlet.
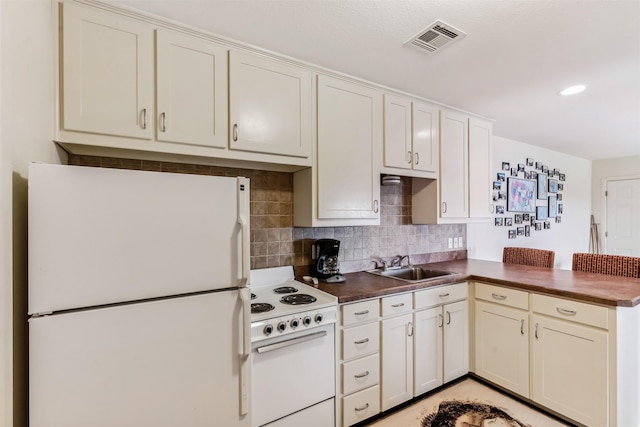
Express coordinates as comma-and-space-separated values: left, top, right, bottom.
453, 237, 459, 248
458, 237, 463, 247
448, 237, 453, 249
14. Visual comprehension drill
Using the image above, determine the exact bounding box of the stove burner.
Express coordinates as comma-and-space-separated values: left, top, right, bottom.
251, 293, 256, 300
280, 294, 317, 305
251, 303, 275, 314
273, 286, 298, 294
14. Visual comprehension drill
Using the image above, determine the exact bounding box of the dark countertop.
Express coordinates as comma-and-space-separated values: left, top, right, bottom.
316, 259, 640, 307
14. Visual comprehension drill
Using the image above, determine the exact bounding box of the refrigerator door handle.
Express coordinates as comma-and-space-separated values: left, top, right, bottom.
238, 287, 251, 415
237, 178, 250, 287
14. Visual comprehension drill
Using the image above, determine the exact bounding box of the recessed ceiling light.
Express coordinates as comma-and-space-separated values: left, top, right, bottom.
559, 85, 586, 96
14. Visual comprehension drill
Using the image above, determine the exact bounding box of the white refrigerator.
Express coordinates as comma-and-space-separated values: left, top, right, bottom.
28, 163, 252, 427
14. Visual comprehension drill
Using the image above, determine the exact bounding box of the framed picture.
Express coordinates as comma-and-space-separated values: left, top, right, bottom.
517, 227, 524, 236
535, 161, 543, 170
536, 205, 548, 220
559, 173, 566, 181
529, 171, 537, 179
542, 165, 549, 173
554, 168, 560, 175
537, 173, 548, 199
556, 216, 562, 223
523, 213, 530, 221
526, 158, 534, 166
510, 168, 518, 177
558, 203, 563, 214
502, 162, 510, 171
525, 225, 531, 237
558, 183, 564, 191
505, 217, 513, 226
518, 163, 525, 172
493, 181, 502, 190
495, 218, 504, 227
544, 221, 551, 229
508, 229, 516, 239
496, 205, 505, 214
548, 179, 558, 193
515, 214, 523, 224
535, 222, 542, 231
507, 177, 536, 212
497, 172, 506, 182
548, 195, 558, 217
557, 193, 562, 201
530, 215, 536, 224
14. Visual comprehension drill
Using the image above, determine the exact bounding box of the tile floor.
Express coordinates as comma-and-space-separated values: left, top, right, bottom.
365, 378, 573, 427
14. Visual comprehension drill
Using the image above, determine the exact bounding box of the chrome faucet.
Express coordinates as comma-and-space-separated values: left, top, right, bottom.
371, 258, 389, 271
394, 254, 412, 268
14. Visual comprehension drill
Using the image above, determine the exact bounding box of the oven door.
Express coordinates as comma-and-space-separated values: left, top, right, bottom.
252, 323, 335, 427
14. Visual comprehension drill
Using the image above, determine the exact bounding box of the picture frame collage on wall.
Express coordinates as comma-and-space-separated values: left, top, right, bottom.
494, 158, 566, 239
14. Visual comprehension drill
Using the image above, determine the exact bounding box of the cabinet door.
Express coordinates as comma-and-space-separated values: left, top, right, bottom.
381, 314, 413, 411
531, 315, 609, 427
443, 300, 469, 383
229, 51, 311, 157
439, 109, 469, 218
317, 75, 382, 220
413, 306, 443, 396
468, 117, 492, 218
62, 2, 153, 139
412, 101, 439, 174
383, 94, 412, 170
156, 30, 228, 148
475, 300, 529, 397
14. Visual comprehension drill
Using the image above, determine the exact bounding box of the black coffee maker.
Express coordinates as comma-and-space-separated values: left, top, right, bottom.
313, 238, 346, 283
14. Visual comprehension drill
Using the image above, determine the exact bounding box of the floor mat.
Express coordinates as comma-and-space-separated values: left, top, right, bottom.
366, 378, 572, 427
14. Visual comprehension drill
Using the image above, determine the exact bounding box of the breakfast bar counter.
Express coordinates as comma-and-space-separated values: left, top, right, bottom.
317, 259, 640, 307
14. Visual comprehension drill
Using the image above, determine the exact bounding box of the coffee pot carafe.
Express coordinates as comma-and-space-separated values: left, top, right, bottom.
313, 238, 346, 283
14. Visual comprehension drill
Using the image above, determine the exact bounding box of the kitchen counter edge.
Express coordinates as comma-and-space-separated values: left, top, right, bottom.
315, 259, 640, 307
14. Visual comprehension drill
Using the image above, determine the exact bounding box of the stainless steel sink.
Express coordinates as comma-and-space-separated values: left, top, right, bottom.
366, 266, 456, 283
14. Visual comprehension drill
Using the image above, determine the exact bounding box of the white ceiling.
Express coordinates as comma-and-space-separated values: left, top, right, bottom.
115, 0, 640, 160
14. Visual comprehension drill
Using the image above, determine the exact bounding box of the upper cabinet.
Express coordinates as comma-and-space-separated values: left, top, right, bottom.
57, 2, 311, 170
293, 75, 382, 227
61, 2, 154, 139
412, 109, 493, 224
382, 95, 438, 178
156, 30, 227, 148
229, 51, 312, 158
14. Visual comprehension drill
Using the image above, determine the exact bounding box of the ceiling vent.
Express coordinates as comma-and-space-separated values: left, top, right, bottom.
405, 20, 467, 54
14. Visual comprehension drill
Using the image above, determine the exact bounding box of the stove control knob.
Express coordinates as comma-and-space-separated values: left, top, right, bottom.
314, 313, 323, 324
303, 316, 312, 326
263, 324, 273, 336
277, 321, 287, 332
290, 318, 300, 329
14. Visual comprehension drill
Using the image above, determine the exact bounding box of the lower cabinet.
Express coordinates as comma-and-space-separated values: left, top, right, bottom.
531, 297, 609, 427
381, 312, 413, 411
474, 283, 612, 427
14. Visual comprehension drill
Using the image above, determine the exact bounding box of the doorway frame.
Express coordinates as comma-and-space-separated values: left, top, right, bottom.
601, 174, 640, 254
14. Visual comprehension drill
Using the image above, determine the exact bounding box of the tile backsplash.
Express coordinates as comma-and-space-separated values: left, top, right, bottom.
68, 155, 466, 274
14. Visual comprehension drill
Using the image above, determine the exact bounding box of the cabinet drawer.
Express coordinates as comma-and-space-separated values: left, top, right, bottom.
342, 299, 380, 326
414, 282, 468, 309
342, 322, 380, 360
342, 385, 380, 427
531, 293, 609, 330
381, 293, 413, 316
475, 283, 528, 310
342, 354, 379, 395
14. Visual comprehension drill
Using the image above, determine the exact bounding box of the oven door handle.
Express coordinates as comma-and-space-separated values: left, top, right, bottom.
256, 330, 327, 354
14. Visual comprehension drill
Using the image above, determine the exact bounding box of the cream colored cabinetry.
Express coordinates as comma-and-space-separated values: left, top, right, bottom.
382, 95, 438, 178
156, 30, 227, 148
412, 110, 492, 224
474, 283, 529, 397
531, 294, 609, 427
381, 293, 414, 411
61, 2, 154, 140
294, 75, 382, 227
339, 299, 381, 427
229, 51, 311, 158
413, 284, 469, 396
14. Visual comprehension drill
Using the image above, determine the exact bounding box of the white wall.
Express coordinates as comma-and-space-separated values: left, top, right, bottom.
1, 1, 62, 425
591, 155, 640, 253
467, 136, 592, 270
